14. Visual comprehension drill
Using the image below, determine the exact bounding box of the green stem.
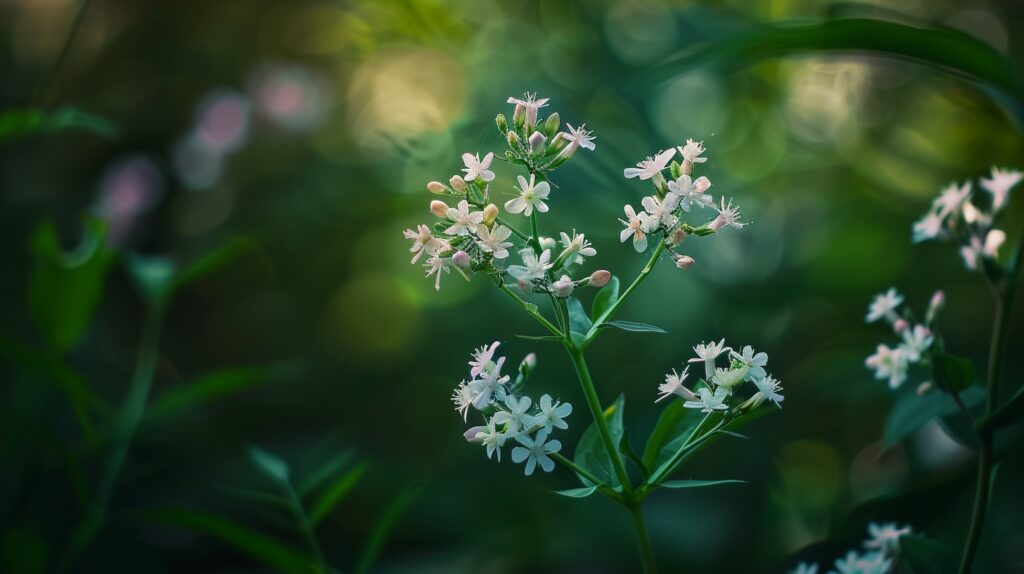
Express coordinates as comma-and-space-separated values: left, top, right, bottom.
629, 503, 658, 574
66, 301, 165, 565
498, 285, 563, 337
529, 211, 542, 253
284, 482, 330, 574
645, 416, 724, 489
551, 452, 624, 503
585, 242, 666, 340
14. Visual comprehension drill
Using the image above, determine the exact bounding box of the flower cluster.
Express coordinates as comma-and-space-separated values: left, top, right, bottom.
402, 93, 607, 294
621, 139, 744, 268
452, 342, 573, 476
911, 166, 1021, 272
789, 522, 912, 574
864, 288, 943, 390
656, 339, 783, 412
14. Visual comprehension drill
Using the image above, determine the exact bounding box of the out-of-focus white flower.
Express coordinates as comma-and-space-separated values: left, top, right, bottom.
863, 522, 911, 554
641, 194, 680, 228
688, 339, 731, 380
476, 225, 514, 259
932, 181, 972, 218
683, 386, 730, 412
559, 230, 597, 265
657, 367, 698, 402
708, 197, 745, 231
866, 288, 904, 323
462, 152, 496, 182
752, 375, 784, 408
788, 562, 818, 574
926, 290, 945, 324
900, 324, 933, 361
912, 211, 945, 243
730, 345, 768, 381
404, 224, 450, 263
507, 93, 549, 128
452, 380, 475, 420
555, 123, 596, 159
445, 200, 484, 235
832, 550, 892, 574
866, 344, 908, 389
960, 229, 1006, 271
469, 356, 510, 407
676, 139, 707, 166
511, 429, 561, 476
667, 174, 713, 212
624, 149, 676, 185
508, 249, 553, 281
551, 274, 574, 298
980, 166, 1022, 212
249, 64, 328, 132
470, 341, 501, 377
492, 395, 537, 436
424, 255, 450, 291
505, 174, 551, 216
536, 394, 572, 432
194, 89, 251, 154
961, 202, 990, 227
620, 204, 655, 252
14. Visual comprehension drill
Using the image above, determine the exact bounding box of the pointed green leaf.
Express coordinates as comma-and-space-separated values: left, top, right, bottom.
298, 450, 353, 497
554, 486, 598, 498
139, 508, 313, 574
574, 395, 625, 486
515, 334, 563, 342
146, 365, 283, 421
931, 352, 977, 393
566, 297, 592, 335
309, 462, 368, 526
659, 479, 747, 489
174, 236, 255, 291
601, 321, 667, 334
354, 483, 421, 574
591, 275, 620, 320
642, 402, 704, 470
884, 387, 985, 447
28, 217, 115, 352
0, 107, 119, 142
250, 446, 290, 483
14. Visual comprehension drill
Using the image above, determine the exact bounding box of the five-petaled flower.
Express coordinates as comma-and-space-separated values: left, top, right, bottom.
684, 386, 730, 412
444, 200, 484, 236
865, 344, 908, 389
556, 123, 596, 159
865, 288, 904, 323
508, 248, 553, 282
536, 394, 573, 432
462, 151, 496, 182
667, 174, 713, 212
624, 148, 676, 186
620, 204, 655, 252
505, 174, 551, 216
558, 230, 597, 265
476, 224, 514, 259
980, 166, 1022, 212
511, 429, 562, 476
731, 345, 768, 381
404, 224, 449, 263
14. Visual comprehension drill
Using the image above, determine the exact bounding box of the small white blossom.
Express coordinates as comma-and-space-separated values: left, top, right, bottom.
932, 181, 971, 218
657, 367, 698, 402
507, 93, 548, 128
452, 380, 475, 420
912, 210, 945, 243
469, 356, 510, 407
676, 139, 707, 165
476, 224, 514, 259
752, 375, 784, 408
667, 174, 713, 212
624, 149, 676, 186
620, 204, 655, 253
863, 522, 911, 555
508, 249, 553, 282
462, 151, 496, 182
536, 394, 572, 432
424, 255, 450, 291
688, 339, 731, 380
832, 550, 892, 574
960, 229, 1006, 271
708, 197, 745, 231
979, 166, 1022, 212
558, 230, 597, 265
474, 419, 507, 461
555, 123, 596, 159
470, 341, 500, 378
711, 366, 747, 390
492, 395, 538, 436
866, 288, 904, 324
550, 274, 574, 298
511, 429, 561, 476
403, 224, 449, 263
641, 194, 680, 229
788, 563, 818, 574
900, 324, 933, 361
505, 174, 551, 217
444, 200, 484, 235
730, 345, 768, 381
865, 344, 908, 389
683, 386, 730, 412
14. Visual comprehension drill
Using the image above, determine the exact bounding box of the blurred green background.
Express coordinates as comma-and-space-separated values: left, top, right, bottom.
1, 0, 1023, 572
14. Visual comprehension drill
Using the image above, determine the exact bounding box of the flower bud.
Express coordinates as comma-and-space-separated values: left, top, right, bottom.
512, 103, 526, 129
589, 269, 611, 287
543, 112, 560, 137
429, 200, 449, 217
452, 250, 471, 269
668, 226, 687, 246
551, 274, 574, 298
674, 255, 695, 269
528, 130, 547, 154
926, 290, 945, 323
495, 113, 509, 133
549, 132, 569, 154
463, 426, 486, 443
682, 159, 694, 176
482, 203, 499, 225
669, 160, 681, 180
427, 181, 447, 194
507, 130, 520, 148
539, 236, 556, 250
522, 352, 537, 371
916, 381, 934, 396
449, 175, 467, 193
893, 318, 909, 333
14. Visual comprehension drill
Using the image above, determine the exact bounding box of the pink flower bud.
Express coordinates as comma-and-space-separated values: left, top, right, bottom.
916, 381, 933, 396
668, 227, 687, 246
674, 255, 695, 269
893, 318, 909, 333
528, 130, 547, 153
589, 270, 611, 287
430, 200, 449, 217
482, 204, 499, 225
463, 426, 486, 443
452, 250, 470, 268
522, 352, 537, 370
926, 290, 945, 323
449, 175, 467, 193
551, 275, 574, 298
427, 181, 447, 194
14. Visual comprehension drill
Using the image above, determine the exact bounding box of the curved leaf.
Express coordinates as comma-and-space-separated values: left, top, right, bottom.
554, 486, 599, 498
0, 107, 119, 142
574, 395, 625, 486
659, 479, 747, 489
601, 321, 667, 334
591, 275, 620, 320
883, 386, 985, 447
309, 462, 368, 526
566, 297, 592, 336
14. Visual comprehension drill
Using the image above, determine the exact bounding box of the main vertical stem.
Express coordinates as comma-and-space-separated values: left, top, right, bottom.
629, 504, 658, 574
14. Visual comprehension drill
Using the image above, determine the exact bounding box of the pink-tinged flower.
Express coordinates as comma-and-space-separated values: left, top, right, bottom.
912, 210, 945, 243
931, 181, 971, 218
476, 224, 514, 259
469, 341, 501, 377
550, 274, 574, 298
960, 229, 1006, 271
866, 288, 903, 323
589, 270, 611, 287
619, 204, 655, 252
641, 194, 680, 228
403, 224, 450, 263
555, 123, 596, 159
676, 139, 707, 166
708, 197, 745, 231
979, 166, 1022, 212
444, 200, 484, 235
667, 174, 713, 212
506, 93, 549, 128
674, 255, 695, 269
624, 148, 676, 183
469, 356, 510, 408
865, 344, 908, 389
462, 152, 496, 182
657, 367, 698, 402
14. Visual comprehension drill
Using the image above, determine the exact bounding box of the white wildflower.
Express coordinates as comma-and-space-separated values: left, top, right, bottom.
403, 224, 449, 263
863, 522, 911, 555
476, 224, 514, 259
506, 93, 549, 128
624, 148, 676, 186
979, 166, 1022, 212
505, 174, 551, 217
865, 344, 908, 389
558, 230, 597, 265
866, 288, 904, 324
620, 204, 655, 253
667, 174, 713, 211
683, 386, 730, 412
462, 151, 496, 182
752, 375, 784, 408
730, 345, 768, 381
444, 200, 484, 235
536, 394, 572, 432
657, 367, 698, 402
508, 249, 553, 282
687, 339, 731, 380
707, 197, 745, 231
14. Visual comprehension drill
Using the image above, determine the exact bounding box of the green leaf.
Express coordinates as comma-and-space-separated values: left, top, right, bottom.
643, 18, 1024, 128
566, 297, 592, 336
217, 485, 291, 509
514, 334, 563, 342
354, 483, 421, 574
931, 352, 977, 393
883, 387, 985, 447
309, 462, 368, 526
619, 433, 649, 478
642, 402, 704, 470
900, 535, 958, 574
298, 450, 353, 497
601, 320, 667, 334
554, 486, 598, 498
573, 395, 625, 486
250, 446, 290, 483
174, 236, 256, 290
0, 107, 119, 143
591, 275, 620, 320
982, 385, 1024, 431
659, 479, 747, 489
28, 217, 115, 352
146, 365, 282, 421
139, 508, 314, 574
